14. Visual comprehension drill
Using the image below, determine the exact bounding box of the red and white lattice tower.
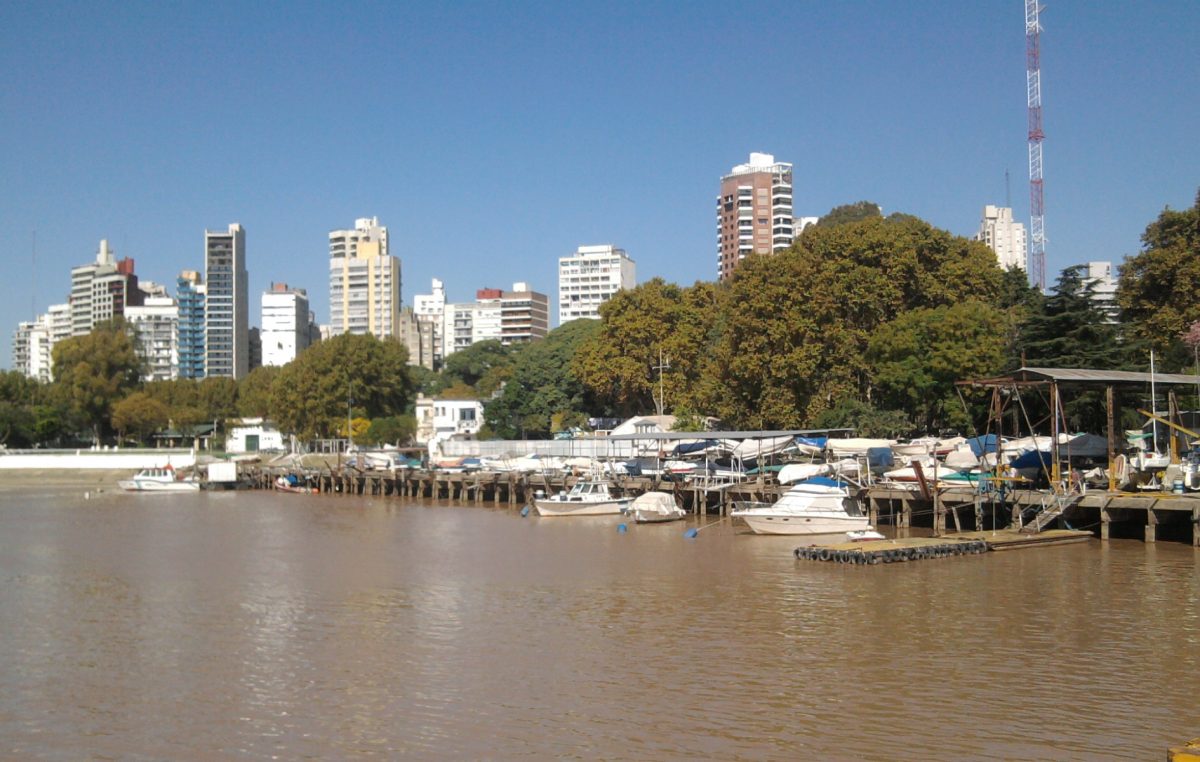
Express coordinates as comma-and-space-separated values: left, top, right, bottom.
1025, 0, 1046, 290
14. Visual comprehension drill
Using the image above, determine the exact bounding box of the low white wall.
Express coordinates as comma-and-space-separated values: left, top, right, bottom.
437, 439, 640, 459
0, 449, 196, 470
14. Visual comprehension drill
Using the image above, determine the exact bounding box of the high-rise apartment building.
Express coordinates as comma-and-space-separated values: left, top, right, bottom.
1082, 260, 1119, 323
176, 271, 206, 379
261, 283, 312, 366
500, 282, 549, 345
399, 307, 436, 370
716, 153, 794, 281
413, 278, 447, 368
328, 217, 400, 338
69, 239, 142, 336
12, 316, 53, 383
558, 245, 636, 324
975, 205, 1028, 272
125, 295, 179, 382
204, 223, 248, 379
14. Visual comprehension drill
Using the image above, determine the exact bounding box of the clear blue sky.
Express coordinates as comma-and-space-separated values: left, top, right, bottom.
3, 1, 1198, 368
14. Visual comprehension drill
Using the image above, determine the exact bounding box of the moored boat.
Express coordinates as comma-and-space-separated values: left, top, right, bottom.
533, 480, 633, 516
730, 477, 869, 536
630, 491, 685, 523
117, 466, 201, 492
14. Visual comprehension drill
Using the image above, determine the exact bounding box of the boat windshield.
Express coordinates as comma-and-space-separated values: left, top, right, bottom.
842, 498, 863, 517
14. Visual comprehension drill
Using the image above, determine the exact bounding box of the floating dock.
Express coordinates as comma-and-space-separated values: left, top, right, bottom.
793, 529, 1094, 564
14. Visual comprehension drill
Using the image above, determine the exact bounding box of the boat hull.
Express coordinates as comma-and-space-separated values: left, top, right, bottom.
737, 513, 869, 536
534, 498, 632, 517
118, 480, 200, 493
632, 509, 685, 524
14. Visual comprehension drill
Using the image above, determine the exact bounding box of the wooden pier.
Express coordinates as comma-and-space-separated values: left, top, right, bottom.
245, 465, 1200, 546
793, 529, 1095, 564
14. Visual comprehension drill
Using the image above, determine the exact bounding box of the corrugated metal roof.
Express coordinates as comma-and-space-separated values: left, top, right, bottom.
977, 367, 1200, 386
606, 428, 853, 441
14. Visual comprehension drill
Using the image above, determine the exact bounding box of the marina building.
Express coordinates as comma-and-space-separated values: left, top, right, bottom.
328, 217, 400, 339
717, 153, 794, 281
261, 283, 312, 366
204, 223, 249, 379
557, 245, 636, 324
975, 205, 1028, 272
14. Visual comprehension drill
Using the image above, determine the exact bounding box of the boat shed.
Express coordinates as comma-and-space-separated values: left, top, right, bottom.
959, 366, 1200, 488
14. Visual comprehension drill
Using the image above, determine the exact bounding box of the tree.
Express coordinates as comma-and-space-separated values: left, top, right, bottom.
0, 371, 40, 447
485, 319, 604, 439
111, 392, 170, 444
815, 200, 883, 228
270, 333, 413, 440
812, 399, 913, 439
361, 415, 416, 447
237, 366, 280, 418
198, 377, 239, 423
51, 320, 142, 444
704, 214, 1006, 427
572, 278, 718, 417
442, 340, 512, 391
867, 300, 1013, 432
1118, 190, 1200, 353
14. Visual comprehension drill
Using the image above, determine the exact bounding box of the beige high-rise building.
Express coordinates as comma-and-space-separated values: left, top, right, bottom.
975, 205, 1028, 272
328, 217, 400, 338
716, 153, 794, 281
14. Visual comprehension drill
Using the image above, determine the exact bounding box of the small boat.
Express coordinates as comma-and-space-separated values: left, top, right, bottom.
534, 480, 634, 516
117, 466, 201, 492
846, 527, 886, 542
630, 491, 685, 523
274, 475, 316, 494
730, 477, 869, 536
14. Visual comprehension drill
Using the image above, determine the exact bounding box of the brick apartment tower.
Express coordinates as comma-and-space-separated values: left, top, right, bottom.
716, 153, 794, 281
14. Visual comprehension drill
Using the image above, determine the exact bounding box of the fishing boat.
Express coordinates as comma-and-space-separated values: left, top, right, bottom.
730, 477, 869, 536
274, 474, 316, 494
533, 480, 634, 516
630, 491, 685, 523
117, 466, 201, 492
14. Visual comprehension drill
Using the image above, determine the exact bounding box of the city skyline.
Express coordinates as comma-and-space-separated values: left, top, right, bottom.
3, 2, 1199, 367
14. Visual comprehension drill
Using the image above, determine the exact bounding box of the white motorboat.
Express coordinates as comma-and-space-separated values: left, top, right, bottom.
630, 491, 685, 523
533, 480, 634, 516
731, 477, 869, 536
846, 527, 886, 542
117, 466, 201, 492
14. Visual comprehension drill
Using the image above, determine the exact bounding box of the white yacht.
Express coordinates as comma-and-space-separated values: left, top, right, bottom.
533, 480, 633, 517
117, 466, 201, 493
731, 478, 868, 536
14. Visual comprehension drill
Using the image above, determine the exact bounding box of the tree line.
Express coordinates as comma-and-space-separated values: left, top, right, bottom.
2, 191, 1196, 448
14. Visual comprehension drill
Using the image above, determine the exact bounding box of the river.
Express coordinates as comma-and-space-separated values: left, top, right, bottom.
1, 483, 1197, 759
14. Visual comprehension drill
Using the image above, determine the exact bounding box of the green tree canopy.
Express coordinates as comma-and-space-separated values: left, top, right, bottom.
441, 340, 512, 392
485, 319, 605, 439
1118, 190, 1200, 353
816, 200, 883, 228
705, 214, 1006, 427
572, 278, 718, 417
237, 365, 280, 418
867, 300, 1013, 432
361, 415, 416, 447
270, 333, 413, 440
51, 320, 142, 444
111, 391, 170, 444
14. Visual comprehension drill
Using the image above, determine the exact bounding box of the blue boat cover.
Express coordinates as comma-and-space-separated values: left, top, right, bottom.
967, 434, 999, 456
800, 476, 845, 488
796, 436, 827, 448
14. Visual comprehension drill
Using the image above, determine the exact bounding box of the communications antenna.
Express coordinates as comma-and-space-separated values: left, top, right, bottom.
1026, 0, 1046, 290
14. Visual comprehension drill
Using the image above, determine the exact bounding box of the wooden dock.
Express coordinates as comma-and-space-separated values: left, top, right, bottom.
243, 465, 1200, 546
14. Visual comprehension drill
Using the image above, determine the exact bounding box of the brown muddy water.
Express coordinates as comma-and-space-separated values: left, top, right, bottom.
1, 484, 1197, 759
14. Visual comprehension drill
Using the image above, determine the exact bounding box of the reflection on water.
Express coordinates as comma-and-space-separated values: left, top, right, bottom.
0, 488, 1197, 759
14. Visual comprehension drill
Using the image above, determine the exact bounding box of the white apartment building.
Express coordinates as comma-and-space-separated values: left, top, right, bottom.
413, 278, 447, 368
126, 296, 179, 382
328, 217, 400, 339
204, 223, 249, 379
12, 315, 54, 383
717, 153, 794, 281
975, 205, 1028, 272
445, 298, 502, 358
1082, 261, 1119, 323
261, 283, 312, 366
69, 239, 141, 336
558, 245, 636, 324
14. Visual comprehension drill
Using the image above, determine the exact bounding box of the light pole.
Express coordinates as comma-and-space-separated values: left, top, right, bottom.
347, 382, 353, 452
653, 349, 670, 418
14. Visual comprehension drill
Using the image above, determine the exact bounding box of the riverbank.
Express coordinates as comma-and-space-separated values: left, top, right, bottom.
0, 469, 132, 491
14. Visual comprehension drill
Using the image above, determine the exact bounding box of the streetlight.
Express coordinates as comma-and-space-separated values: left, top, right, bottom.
347, 382, 354, 452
